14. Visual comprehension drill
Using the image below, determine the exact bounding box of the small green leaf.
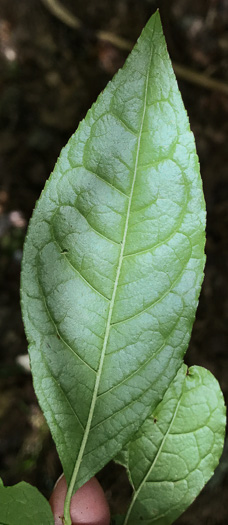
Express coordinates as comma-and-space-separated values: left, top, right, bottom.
0, 482, 54, 525
21, 9, 206, 518
117, 365, 226, 525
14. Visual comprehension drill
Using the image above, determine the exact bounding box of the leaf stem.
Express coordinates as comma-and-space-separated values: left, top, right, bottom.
63, 508, 71, 525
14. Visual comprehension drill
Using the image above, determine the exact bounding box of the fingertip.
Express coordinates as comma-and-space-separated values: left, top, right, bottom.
50, 474, 110, 525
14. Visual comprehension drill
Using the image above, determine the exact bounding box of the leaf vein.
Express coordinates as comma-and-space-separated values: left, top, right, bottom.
111, 250, 192, 326
97, 313, 181, 399
77, 163, 129, 198
50, 222, 110, 302
35, 272, 97, 373
40, 347, 85, 431
123, 392, 183, 524
64, 30, 155, 504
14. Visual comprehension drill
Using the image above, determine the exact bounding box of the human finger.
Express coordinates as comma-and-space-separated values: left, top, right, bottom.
49, 474, 110, 525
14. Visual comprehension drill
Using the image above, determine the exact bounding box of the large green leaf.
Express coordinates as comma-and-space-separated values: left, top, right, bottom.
0, 481, 54, 525
115, 365, 226, 525
21, 9, 205, 507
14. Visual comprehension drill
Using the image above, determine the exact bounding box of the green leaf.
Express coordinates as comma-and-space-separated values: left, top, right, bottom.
116, 365, 226, 525
21, 9, 205, 507
0, 481, 54, 525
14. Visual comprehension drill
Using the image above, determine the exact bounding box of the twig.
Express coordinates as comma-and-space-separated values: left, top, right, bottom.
97, 30, 132, 51
41, 0, 82, 29
40, 0, 228, 96
173, 62, 228, 97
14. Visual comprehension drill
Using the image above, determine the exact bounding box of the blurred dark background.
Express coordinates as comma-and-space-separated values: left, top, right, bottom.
0, 0, 228, 523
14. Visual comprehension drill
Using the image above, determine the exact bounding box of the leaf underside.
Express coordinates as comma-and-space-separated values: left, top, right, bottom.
21, 11, 206, 494
115, 365, 226, 525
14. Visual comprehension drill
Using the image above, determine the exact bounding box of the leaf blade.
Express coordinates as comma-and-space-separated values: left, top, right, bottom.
120, 365, 226, 525
0, 482, 54, 525
21, 10, 206, 496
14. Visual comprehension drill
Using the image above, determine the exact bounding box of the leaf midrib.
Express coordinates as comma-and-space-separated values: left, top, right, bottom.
123, 390, 183, 525
63, 25, 155, 517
